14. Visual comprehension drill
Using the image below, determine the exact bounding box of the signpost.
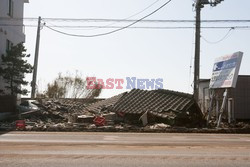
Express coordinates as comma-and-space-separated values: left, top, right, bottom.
207, 52, 243, 127
209, 52, 243, 89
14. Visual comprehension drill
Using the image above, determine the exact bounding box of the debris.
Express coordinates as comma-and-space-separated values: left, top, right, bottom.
3, 99, 92, 131
0, 89, 210, 131
139, 111, 148, 126
68, 114, 77, 123
109, 89, 206, 127
103, 112, 116, 125
82, 93, 126, 114
77, 115, 95, 123
149, 123, 171, 129
16, 120, 26, 130
93, 116, 106, 126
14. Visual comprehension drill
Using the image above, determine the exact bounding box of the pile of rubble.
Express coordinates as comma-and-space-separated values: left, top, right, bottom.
17, 99, 93, 131
1, 89, 208, 131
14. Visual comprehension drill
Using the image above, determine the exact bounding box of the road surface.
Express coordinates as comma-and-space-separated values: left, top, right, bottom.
0, 132, 250, 167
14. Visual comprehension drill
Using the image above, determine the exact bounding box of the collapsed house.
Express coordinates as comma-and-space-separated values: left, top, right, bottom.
83, 93, 126, 114
1, 89, 206, 131
16, 99, 91, 129
79, 89, 205, 127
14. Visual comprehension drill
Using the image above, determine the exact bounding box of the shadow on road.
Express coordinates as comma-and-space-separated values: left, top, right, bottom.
0, 130, 12, 136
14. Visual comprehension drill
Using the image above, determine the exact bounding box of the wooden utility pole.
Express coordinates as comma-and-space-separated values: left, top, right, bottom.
31, 16, 41, 98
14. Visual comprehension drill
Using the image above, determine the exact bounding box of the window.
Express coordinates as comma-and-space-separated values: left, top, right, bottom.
7, 0, 13, 17
6, 39, 13, 51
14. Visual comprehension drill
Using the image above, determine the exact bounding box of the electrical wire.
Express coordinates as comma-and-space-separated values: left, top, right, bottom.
35, 19, 250, 23
42, 0, 162, 31
121, 0, 162, 20
43, 0, 173, 37
2, 17, 250, 23
87, 0, 162, 30
1, 24, 250, 30
45, 25, 250, 30
201, 27, 234, 44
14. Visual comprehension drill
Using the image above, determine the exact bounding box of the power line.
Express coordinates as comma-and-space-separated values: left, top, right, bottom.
43, 26, 250, 29
1, 17, 250, 23
201, 27, 235, 44
107, 0, 162, 22
1, 24, 250, 29
34, 25, 250, 29
41, 19, 250, 23
43, 0, 173, 37
43, 0, 162, 31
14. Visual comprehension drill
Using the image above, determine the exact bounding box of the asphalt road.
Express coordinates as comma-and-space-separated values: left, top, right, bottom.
0, 132, 250, 167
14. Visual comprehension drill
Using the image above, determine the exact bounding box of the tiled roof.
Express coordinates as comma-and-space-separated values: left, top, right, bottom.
109, 89, 196, 118
82, 89, 204, 126
38, 99, 87, 113
83, 93, 126, 114
59, 99, 87, 111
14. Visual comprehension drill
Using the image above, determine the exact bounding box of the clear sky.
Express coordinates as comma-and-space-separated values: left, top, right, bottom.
23, 0, 250, 98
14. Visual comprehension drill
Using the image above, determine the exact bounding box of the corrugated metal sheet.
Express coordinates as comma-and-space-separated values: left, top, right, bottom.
230, 76, 250, 119
199, 75, 250, 119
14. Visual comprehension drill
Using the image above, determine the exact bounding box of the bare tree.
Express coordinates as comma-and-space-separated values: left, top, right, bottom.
45, 72, 102, 99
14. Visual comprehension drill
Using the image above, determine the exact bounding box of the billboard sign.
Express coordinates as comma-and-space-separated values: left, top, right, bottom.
209, 52, 243, 89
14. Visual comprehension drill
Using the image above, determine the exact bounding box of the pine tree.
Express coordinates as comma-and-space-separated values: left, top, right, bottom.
0, 43, 33, 96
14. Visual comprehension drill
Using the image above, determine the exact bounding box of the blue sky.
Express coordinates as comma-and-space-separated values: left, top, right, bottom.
23, 0, 250, 97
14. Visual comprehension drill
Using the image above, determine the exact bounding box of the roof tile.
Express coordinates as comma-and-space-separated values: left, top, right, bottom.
109, 89, 196, 117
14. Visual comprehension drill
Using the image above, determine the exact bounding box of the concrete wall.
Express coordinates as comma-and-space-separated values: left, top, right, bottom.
0, 0, 26, 47
0, 95, 16, 113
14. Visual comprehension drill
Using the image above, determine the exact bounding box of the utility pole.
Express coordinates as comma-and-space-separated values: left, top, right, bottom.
193, 0, 202, 102
31, 16, 41, 98
193, 0, 224, 102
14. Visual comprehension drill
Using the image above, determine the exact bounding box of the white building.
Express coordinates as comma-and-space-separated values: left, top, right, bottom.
0, 0, 29, 94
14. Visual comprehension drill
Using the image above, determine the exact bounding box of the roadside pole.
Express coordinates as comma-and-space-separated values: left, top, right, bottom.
193, 0, 201, 102
31, 16, 41, 98
193, 0, 224, 103
217, 89, 228, 127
